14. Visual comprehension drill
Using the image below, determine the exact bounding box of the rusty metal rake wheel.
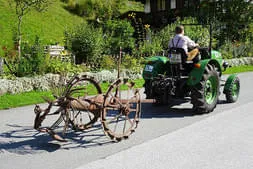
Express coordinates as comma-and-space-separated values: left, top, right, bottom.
102, 78, 141, 142
34, 75, 104, 142
64, 75, 103, 131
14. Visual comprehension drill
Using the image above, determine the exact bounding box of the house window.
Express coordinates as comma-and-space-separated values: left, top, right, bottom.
157, 0, 166, 11
184, 0, 195, 8
144, 0, 151, 13
171, 0, 176, 9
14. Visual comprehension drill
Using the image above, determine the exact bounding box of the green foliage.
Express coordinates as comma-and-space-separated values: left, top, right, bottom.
63, 0, 143, 21
4, 36, 48, 77
219, 40, 253, 59
199, 0, 253, 43
99, 55, 117, 70
2, 36, 86, 77
158, 17, 210, 49
46, 58, 88, 74
103, 19, 135, 55
122, 54, 144, 73
64, 0, 126, 20
0, 0, 84, 55
135, 33, 163, 57
65, 22, 104, 64
134, 17, 210, 57
18, 37, 47, 76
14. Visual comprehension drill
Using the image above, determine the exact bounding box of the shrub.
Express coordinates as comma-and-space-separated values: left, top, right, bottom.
65, 22, 104, 65
122, 54, 144, 73
4, 36, 47, 77
134, 32, 163, 57
99, 55, 116, 70
46, 58, 88, 75
219, 40, 253, 59
19, 37, 47, 76
103, 19, 135, 55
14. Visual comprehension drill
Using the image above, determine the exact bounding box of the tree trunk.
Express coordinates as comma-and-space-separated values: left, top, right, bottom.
17, 15, 22, 59
0, 57, 3, 74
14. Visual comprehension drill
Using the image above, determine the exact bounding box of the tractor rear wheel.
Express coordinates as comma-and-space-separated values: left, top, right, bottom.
191, 64, 220, 114
144, 80, 152, 99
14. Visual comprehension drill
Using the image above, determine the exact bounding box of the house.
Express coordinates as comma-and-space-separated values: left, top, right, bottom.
135, 0, 206, 27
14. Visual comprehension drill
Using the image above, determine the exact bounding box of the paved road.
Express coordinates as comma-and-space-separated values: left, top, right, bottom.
0, 72, 253, 169
77, 102, 253, 169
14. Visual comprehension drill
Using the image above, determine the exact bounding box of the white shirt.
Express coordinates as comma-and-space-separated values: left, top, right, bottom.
168, 34, 197, 53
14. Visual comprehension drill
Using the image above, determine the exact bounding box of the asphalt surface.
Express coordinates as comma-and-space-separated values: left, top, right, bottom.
0, 72, 253, 169
76, 102, 253, 169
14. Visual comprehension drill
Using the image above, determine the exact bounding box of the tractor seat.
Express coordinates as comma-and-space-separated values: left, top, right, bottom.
187, 48, 200, 61
168, 47, 187, 63
168, 47, 199, 64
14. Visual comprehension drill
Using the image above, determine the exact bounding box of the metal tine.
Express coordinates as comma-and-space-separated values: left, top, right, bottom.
50, 115, 64, 129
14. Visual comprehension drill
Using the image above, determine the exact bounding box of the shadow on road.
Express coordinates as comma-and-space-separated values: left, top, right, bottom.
0, 123, 112, 155
0, 124, 60, 155
0, 99, 229, 155
140, 98, 229, 119
140, 99, 195, 119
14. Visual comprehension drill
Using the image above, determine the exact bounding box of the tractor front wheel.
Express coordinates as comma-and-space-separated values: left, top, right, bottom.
224, 75, 240, 103
191, 64, 220, 114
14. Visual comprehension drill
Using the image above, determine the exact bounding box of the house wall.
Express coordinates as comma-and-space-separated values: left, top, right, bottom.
142, 0, 201, 27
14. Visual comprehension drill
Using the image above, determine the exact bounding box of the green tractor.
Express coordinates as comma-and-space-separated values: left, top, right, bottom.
142, 25, 240, 114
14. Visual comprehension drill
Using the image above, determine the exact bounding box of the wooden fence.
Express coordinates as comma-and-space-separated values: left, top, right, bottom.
44, 45, 75, 63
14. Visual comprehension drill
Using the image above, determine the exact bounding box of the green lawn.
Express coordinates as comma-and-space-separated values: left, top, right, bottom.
0, 65, 252, 110
0, 0, 84, 56
223, 65, 253, 74
0, 0, 143, 56
0, 78, 145, 110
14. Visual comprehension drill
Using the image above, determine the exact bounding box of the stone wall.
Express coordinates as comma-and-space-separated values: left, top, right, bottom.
0, 57, 252, 95
0, 69, 142, 95
225, 57, 253, 67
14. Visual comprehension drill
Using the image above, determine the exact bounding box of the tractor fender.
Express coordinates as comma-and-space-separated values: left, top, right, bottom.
187, 59, 222, 86
223, 74, 238, 93
142, 56, 169, 80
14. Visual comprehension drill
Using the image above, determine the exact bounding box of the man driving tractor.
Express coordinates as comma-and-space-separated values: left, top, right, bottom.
168, 25, 199, 61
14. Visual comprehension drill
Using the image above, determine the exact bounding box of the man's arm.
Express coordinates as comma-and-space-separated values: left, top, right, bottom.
185, 36, 198, 48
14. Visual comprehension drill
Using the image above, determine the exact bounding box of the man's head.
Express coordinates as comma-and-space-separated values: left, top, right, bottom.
175, 25, 184, 35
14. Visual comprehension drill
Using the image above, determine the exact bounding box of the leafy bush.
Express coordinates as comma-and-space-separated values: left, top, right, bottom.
19, 37, 47, 76
103, 19, 135, 55
46, 58, 88, 75
134, 31, 163, 57
158, 17, 210, 49
4, 36, 47, 77
122, 54, 144, 73
65, 22, 104, 64
219, 40, 253, 59
99, 55, 117, 70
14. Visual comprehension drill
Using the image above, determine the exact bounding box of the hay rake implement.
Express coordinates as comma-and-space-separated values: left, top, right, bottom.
34, 75, 141, 142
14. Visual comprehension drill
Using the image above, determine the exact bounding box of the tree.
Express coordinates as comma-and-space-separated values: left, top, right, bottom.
64, 0, 128, 20
12, 0, 49, 58
217, 0, 253, 41
199, 0, 253, 42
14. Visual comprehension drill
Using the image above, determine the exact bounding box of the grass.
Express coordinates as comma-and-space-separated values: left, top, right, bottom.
0, 0, 84, 56
0, 65, 252, 110
0, 91, 54, 110
0, 78, 145, 110
0, 0, 143, 56
223, 65, 253, 74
